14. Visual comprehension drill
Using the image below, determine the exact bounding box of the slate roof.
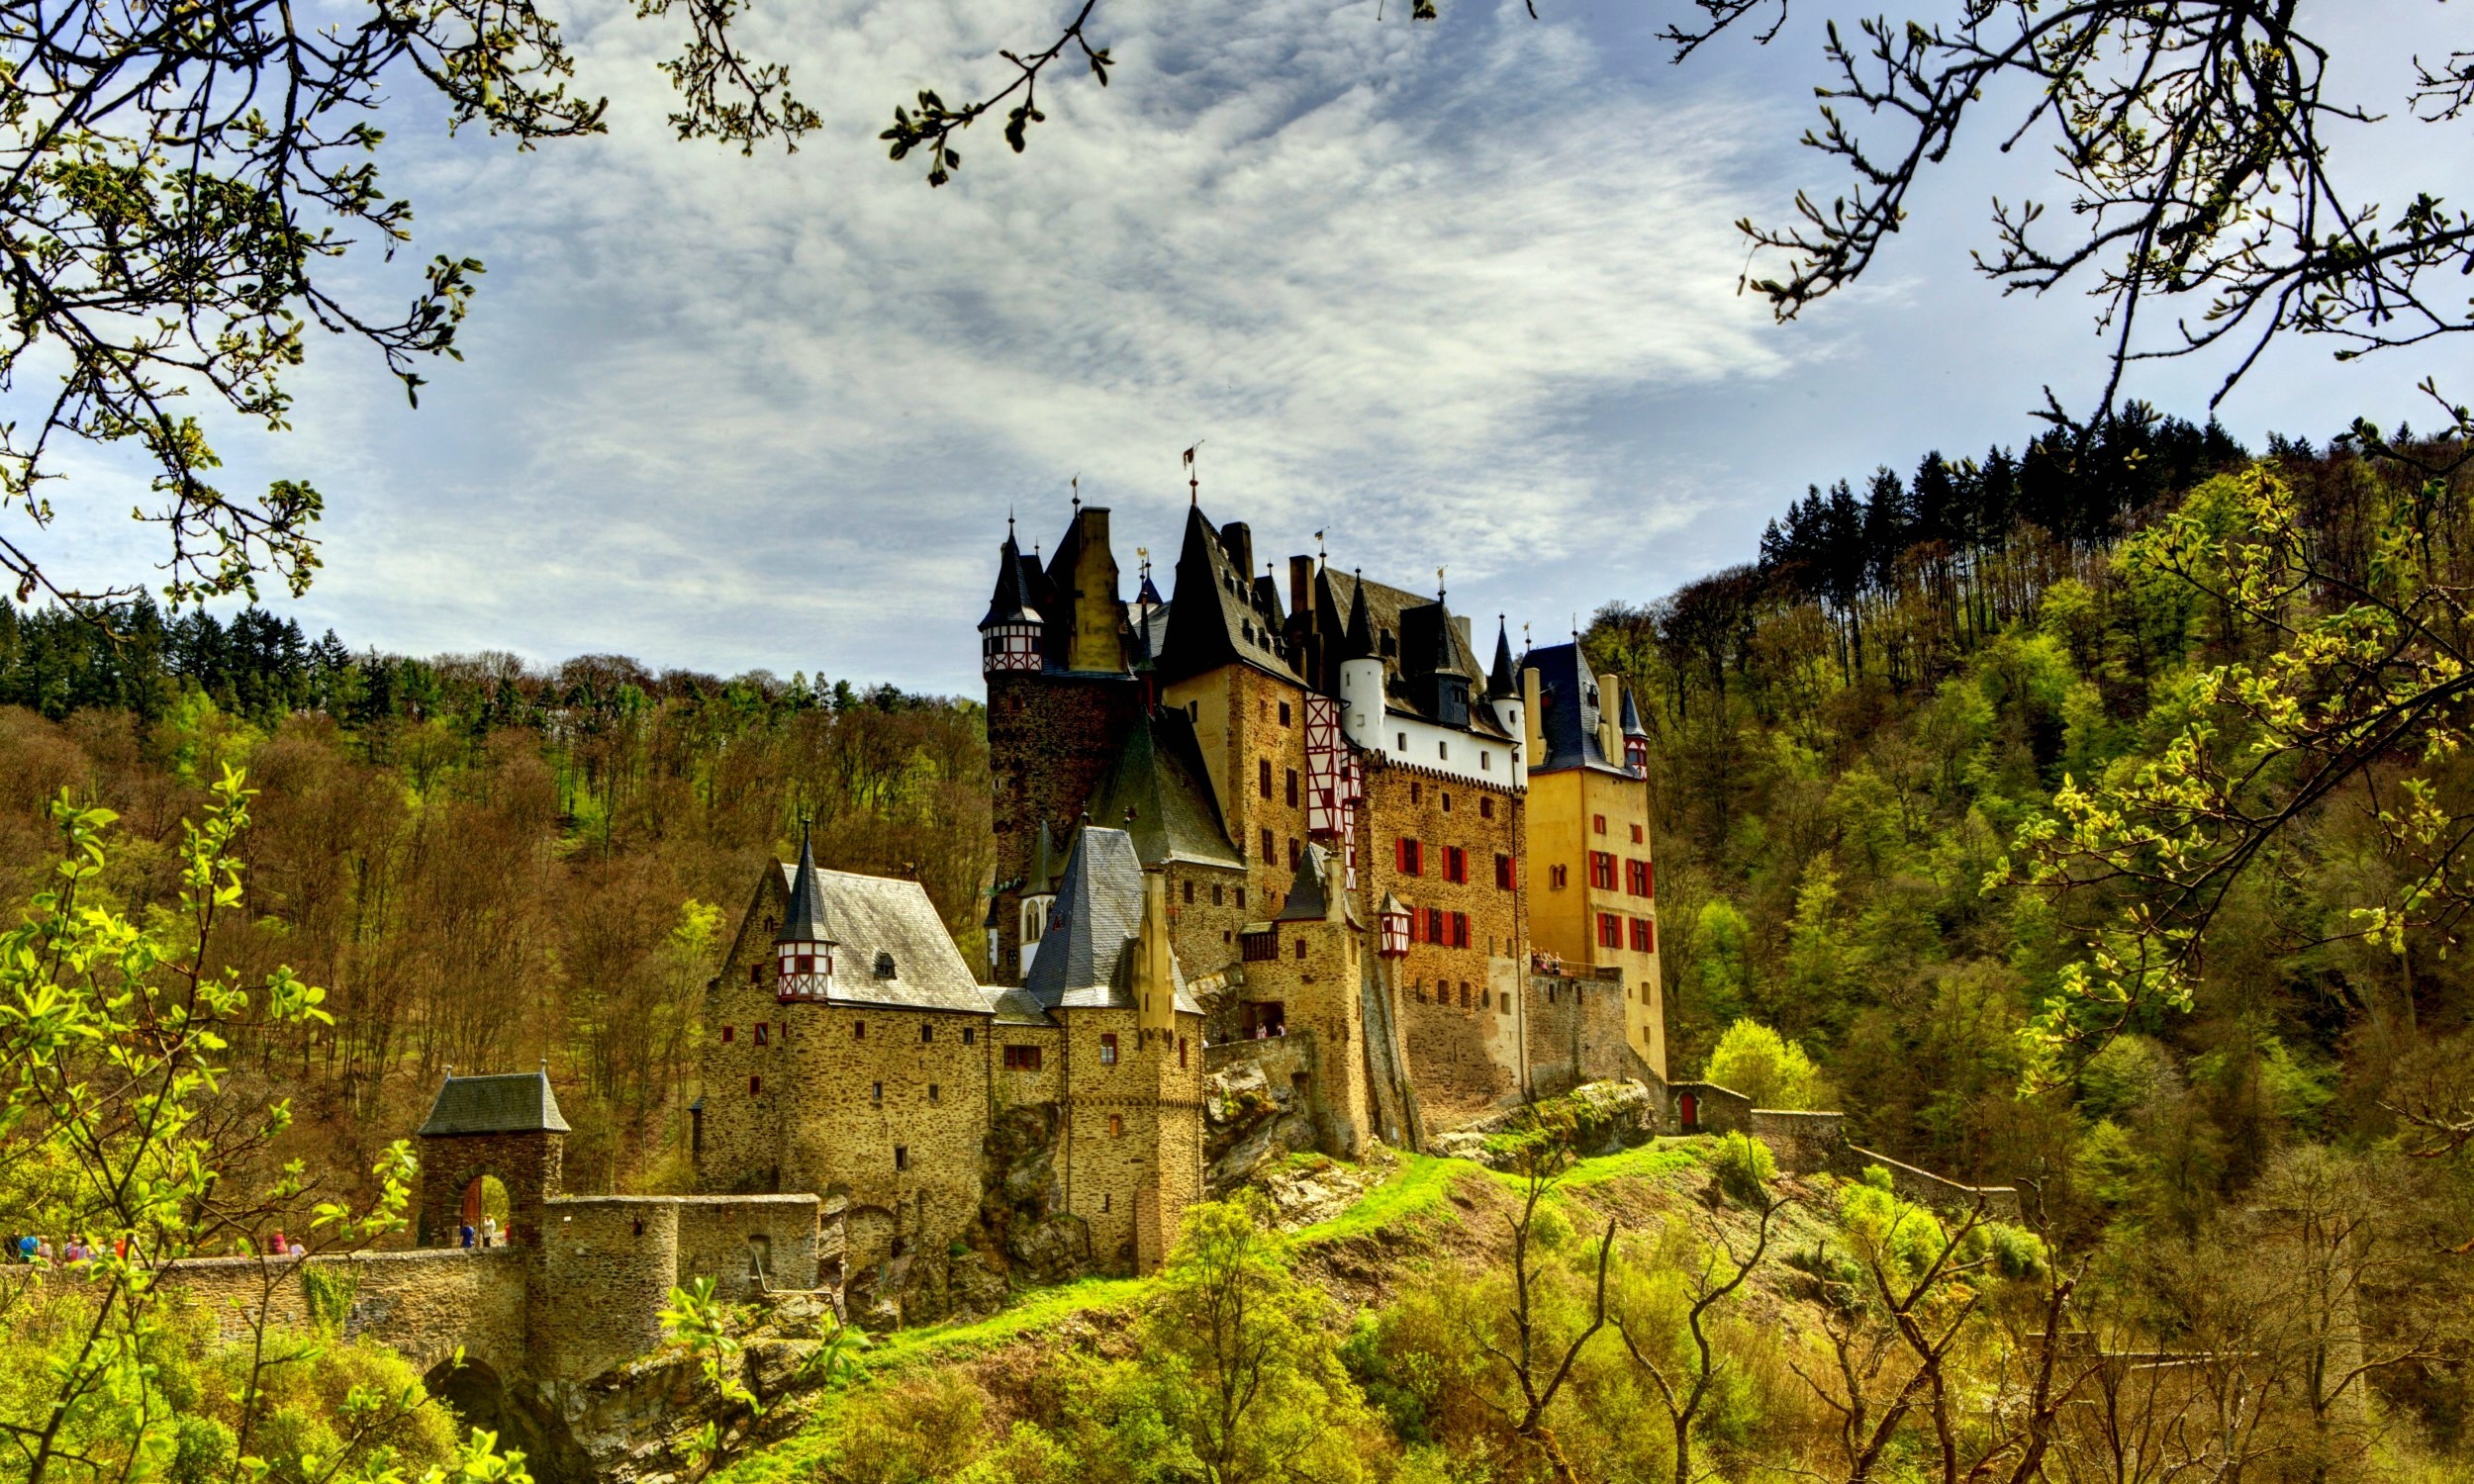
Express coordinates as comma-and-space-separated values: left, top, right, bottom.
984, 985, 1059, 1026
1487, 618, 1518, 700
770, 863, 990, 1012
1521, 641, 1632, 776
417, 1070, 571, 1138
978, 525, 1044, 630
1021, 827, 1200, 1013
779, 830, 831, 943
1084, 707, 1245, 872
1156, 505, 1302, 686
1318, 569, 1511, 740
1273, 842, 1360, 927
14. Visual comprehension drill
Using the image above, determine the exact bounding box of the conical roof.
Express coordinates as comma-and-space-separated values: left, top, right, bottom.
778, 828, 834, 943
1029, 818, 1066, 895
1273, 842, 1358, 925
979, 527, 1044, 630
1083, 708, 1244, 870
1619, 683, 1649, 738
1487, 617, 1518, 699
1338, 571, 1378, 661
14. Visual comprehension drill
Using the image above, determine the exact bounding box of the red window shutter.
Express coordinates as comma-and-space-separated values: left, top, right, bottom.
1396, 837, 1409, 873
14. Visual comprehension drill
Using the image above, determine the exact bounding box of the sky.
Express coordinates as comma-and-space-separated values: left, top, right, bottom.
23, 0, 2474, 694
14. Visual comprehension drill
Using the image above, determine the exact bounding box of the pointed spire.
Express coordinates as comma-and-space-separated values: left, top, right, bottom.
1619, 683, 1650, 739
1487, 615, 1517, 699
778, 823, 833, 945
979, 524, 1044, 630
1030, 818, 1063, 895
1339, 569, 1377, 662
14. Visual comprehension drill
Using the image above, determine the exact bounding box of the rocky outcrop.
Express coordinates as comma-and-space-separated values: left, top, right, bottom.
1430, 1079, 1658, 1169
1204, 1059, 1319, 1191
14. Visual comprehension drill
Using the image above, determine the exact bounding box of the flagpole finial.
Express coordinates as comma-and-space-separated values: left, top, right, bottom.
1437, 566, 1447, 603
1071, 473, 1081, 513
1183, 441, 1203, 505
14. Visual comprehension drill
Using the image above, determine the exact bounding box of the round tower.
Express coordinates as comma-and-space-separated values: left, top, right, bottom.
1338, 570, 1384, 749
980, 520, 1046, 675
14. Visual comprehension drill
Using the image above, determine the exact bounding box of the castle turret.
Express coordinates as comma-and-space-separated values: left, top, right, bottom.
1338, 572, 1383, 750
980, 521, 1046, 675
1619, 682, 1651, 774
1486, 617, 1524, 770
775, 828, 837, 1000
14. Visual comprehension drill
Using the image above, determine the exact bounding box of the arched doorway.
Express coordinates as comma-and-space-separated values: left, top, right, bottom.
461, 1174, 510, 1245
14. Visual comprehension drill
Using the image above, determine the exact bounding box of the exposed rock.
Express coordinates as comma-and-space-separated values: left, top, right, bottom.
1433, 1079, 1658, 1169
1252, 1149, 1391, 1229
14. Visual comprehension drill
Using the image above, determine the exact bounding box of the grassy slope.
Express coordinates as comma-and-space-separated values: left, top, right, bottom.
716, 1141, 1733, 1484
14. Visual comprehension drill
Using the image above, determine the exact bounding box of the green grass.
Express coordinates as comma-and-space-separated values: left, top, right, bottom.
1484, 1137, 1712, 1192
1292, 1154, 1463, 1246
853, 1272, 1152, 1371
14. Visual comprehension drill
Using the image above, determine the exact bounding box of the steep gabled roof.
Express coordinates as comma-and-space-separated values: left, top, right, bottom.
1620, 683, 1649, 739
771, 863, 989, 1012
1319, 568, 1510, 739
1521, 641, 1630, 777
1273, 842, 1360, 927
979, 525, 1044, 630
418, 1070, 571, 1138
779, 829, 832, 943
1487, 618, 1518, 700
1156, 506, 1301, 686
1021, 827, 1200, 1013
1084, 708, 1245, 871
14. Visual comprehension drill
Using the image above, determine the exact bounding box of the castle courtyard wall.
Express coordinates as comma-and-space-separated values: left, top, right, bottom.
160, 1248, 530, 1377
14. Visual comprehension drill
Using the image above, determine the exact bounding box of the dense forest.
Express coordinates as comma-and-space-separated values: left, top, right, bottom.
14, 403, 2474, 1481
0, 621, 993, 1193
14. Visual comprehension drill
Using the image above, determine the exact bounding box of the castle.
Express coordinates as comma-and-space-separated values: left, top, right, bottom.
687, 496, 1671, 1293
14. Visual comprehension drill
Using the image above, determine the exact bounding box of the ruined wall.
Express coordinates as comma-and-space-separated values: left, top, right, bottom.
779, 1003, 993, 1275
161, 1249, 529, 1376
1840, 1146, 2023, 1220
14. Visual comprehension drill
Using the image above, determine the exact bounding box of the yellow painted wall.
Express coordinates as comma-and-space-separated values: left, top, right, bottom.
1523, 767, 1665, 1081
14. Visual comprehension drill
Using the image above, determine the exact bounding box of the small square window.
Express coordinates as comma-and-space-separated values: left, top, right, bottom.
854, 1021, 866, 1041
754, 1023, 768, 1046
749, 1075, 761, 1094
929, 1083, 941, 1102
1632, 823, 1645, 843
1396, 732, 1408, 751
894, 1146, 908, 1171
1294, 938, 1306, 960
963, 1027, 977, 1045
1279, 700, 1292, 725
1480, 796, 1494, 819
873, 1080, 885, 1101
1100, 1033, 1119, 1066
1442, 791, 1453, 813
1109, 1114, 1123, 1138
920, 1022, 934, 1044
1593, 814, 1607, 835
721, 1025, 735, 1044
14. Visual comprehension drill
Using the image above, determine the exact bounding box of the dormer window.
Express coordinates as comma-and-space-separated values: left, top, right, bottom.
875, 952, 896, 978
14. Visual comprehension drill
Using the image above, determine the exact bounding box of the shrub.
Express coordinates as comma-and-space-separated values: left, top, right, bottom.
1710, 1132, 1776, 1205
1701, 1021, 1830, 1109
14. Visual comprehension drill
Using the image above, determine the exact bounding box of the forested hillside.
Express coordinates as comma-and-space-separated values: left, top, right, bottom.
1588, 407, 2474, 1249
0, 633, 992, 1194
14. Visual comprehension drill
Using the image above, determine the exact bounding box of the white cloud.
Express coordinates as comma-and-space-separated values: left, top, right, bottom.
181, 0, 1796, 686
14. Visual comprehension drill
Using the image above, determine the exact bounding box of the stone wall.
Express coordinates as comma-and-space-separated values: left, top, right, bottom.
416, 1130, 562, 1249
534, 1198, 681, 1383
672, 1194, 822, 1301
161, 1249, 530, 1376
1748, 1109, 1850, 1174
1520, 969, 1660, 1103
1058, 1006, 1205, 1274
1842, 1147, 2022, 1220
987, 671, 1146, 983
1356, 761, 1528, 1123
1666, 1081, 1755, 1135
1232, 911, 1371, 1155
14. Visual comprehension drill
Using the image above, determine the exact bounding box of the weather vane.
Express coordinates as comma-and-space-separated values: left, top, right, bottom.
1183, 441, 1204, 504
1071, 473, 1080, 513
